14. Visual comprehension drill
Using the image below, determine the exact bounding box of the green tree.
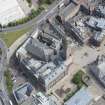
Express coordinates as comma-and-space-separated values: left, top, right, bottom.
72, 70, 84, 89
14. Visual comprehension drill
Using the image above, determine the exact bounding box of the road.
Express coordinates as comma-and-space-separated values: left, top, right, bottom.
0, 39, 10, 105
0, 0, 66, 33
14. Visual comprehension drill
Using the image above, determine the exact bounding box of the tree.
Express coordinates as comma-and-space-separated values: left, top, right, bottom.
72, 70, 84, 89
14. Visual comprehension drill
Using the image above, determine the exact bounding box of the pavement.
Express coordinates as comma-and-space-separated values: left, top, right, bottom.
73, 45, 99, 67
72, 40, 105, 67
0, 90, 10, 105
0, 39, 10, 105
0, 39, 7, 83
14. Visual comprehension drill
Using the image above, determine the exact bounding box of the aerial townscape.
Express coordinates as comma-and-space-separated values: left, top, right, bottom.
0, 0, 105, 105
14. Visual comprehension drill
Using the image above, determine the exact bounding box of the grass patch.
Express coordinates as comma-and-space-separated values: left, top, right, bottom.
4, 70, 13, 94
0, 28, 30, 47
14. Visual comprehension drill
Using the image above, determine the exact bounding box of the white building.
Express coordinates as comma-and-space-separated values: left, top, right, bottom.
0, 0, 25, 25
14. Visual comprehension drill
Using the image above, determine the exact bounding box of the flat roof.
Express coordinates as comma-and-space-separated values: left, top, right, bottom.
98, 62, 105, 73
13, 83, 33, 104
64, 87, 93, 105
0, 0, 25, 25
96, 6, 105, 15
60, 3, 78, 20
87, 17, 105, 30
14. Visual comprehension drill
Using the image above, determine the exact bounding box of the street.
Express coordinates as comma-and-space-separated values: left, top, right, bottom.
0, 39, 10, 105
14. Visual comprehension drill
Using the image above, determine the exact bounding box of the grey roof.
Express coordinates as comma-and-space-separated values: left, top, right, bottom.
37, 32, 62, 51
13, 83, 33, 104
87, 17, 105, 30
93, 30, 105, 42
90, 55, 105, 87
39, 62, 66, 87
96, 5, 105, 15
60, 3, 77, 19
25, 38, 54, 61
98, 63, 105, 74
13, 83, 56, 105
22, 58, 45, 75
64, 87, 93, 105
26, 92, 56, 105
26, 38, 51, 52
39, 21, 62, 40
